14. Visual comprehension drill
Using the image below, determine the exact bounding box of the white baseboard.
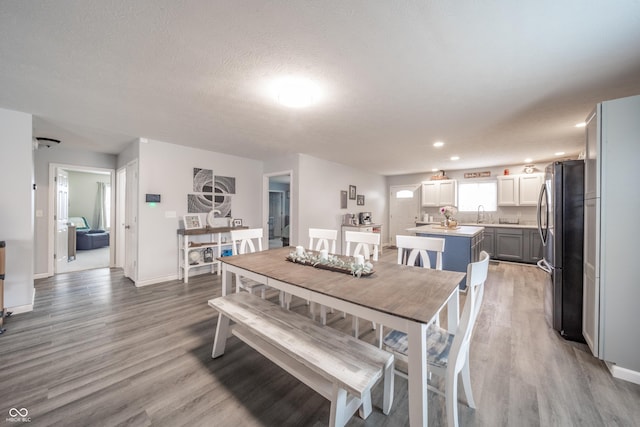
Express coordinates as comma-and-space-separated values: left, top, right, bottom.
7, 289, 35, 315
134, 274, 179, 287
34, 272, 51, 280
606, 362, 640, 385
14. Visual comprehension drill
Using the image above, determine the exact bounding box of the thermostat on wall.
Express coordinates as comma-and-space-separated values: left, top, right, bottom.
145, 194, 161, 203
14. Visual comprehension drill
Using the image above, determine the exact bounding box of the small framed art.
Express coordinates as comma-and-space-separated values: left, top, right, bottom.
184, 214, 202, 230
349, 185, 357, 200
233, 218, 243, 227
340, 190, 348, 209
357, 195, 365, 206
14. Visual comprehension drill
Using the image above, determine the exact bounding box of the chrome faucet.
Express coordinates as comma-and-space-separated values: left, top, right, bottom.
477, 205, 485, 223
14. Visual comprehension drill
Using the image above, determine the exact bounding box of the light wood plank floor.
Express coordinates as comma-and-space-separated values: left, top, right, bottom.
1, 253, 639, 426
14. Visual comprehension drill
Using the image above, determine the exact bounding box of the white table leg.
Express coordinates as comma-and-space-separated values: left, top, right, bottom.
447, 288, 459, 334
408, 321, 428, 427
221, 264, 233, 296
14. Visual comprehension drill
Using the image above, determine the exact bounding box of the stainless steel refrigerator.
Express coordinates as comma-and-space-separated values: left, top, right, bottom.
537, 160, 585, 342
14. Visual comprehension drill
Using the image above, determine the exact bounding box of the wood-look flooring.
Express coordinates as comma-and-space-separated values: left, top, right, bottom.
1, 253, 639, 426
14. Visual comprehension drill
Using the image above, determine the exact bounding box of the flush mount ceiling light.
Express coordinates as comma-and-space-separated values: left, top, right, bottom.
555, 151, 565, 156
524, 158, 533, 163
35, 137, 61, 148
433, 141, 445, 147
575, 122, 587, 128
272, 76, 321, 108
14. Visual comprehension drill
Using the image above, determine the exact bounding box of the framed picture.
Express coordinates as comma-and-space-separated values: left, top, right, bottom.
340, 190, 348, 209
184, 214, 202, 230
233, 218, 243, 227
357, 195, 365, 206
349, 185, 357, 200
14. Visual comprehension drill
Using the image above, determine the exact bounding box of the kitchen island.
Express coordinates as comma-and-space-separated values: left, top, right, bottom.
406, 224, 484, 288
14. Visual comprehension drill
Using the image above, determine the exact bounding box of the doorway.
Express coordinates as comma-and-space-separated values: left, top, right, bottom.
263, 171, 292, 249
49, 163, 115, 275
388, 184, 421, 247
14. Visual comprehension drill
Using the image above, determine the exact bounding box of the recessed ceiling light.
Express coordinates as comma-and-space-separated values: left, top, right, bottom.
524, 158, 532, 163
431, 168, 438, 172
433, 141, 445, 148
575, 122, 586, 128
272, 76, 321, 108
450, 156, 460, 161
555, 151, 565, 156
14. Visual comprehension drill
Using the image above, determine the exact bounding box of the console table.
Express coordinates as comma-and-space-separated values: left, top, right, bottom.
177, 226, 248, 283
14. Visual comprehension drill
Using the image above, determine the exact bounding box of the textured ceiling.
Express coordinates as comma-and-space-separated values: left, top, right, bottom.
1, 1, 640, 175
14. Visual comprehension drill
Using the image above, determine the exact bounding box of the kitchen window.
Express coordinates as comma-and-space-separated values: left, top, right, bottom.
458, 181, 497, 212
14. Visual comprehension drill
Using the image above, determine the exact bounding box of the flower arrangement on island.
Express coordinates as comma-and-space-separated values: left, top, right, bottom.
440, 205, 458, 219
440, 205, 458, 227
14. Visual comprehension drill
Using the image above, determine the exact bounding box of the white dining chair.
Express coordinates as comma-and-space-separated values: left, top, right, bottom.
396, 234, 445, 270
344, 230, 381, 339
383, 251, 490, 427
230, 228, 269, 298
308, 228, 338, 324
344, 230, 380, 262
395, 235, 446, 328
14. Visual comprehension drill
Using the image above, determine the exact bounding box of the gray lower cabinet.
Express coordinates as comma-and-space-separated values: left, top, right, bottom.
487, 227, 542, 264
495, 228, 524, 262
524, 229, 543, 264
481, 227, 495, 257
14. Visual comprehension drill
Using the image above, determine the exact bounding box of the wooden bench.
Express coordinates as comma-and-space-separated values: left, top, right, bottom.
209, 292, 394, 427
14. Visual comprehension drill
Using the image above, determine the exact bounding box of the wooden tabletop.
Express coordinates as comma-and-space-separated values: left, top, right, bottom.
219, 247, 466, 325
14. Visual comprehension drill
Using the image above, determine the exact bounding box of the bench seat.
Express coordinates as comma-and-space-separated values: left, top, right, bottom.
209, 292, 394, 427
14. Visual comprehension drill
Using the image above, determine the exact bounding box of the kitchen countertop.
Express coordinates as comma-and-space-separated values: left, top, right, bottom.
415, 221, 537, 230
407, 224, 485, 237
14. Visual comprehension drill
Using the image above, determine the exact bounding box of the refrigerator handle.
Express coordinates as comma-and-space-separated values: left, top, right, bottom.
537, 259, 552, 274
537, 183, 548, 245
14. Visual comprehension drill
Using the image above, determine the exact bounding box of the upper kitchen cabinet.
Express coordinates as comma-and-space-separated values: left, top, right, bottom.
421, 179, 457, 207
497, 173, 543, 206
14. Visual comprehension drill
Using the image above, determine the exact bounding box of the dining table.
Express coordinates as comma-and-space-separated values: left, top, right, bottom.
218, 246, 466, 426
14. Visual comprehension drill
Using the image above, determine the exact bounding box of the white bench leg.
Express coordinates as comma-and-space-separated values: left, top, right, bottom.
212, 313, 230, 358
358, 390, 372, 419
330, 384, 348, 427
383, 359, 395, 415
352, 317, 359, 338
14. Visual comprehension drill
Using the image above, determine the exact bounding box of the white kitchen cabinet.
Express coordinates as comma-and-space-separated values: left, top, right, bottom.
496, 176, 518, 206
421, 179, 457, 207
518, 174, 543, 206
497, 173, 543, 206
583, 94, 640, 381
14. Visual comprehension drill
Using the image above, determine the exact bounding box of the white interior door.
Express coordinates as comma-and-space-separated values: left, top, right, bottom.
124, 160, 138, 281
389, 184, 421, 246
55, 168, 70, 272
116, 167, 126, 268
269, 191, 284, 238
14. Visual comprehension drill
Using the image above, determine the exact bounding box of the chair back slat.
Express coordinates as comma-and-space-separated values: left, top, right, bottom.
395, 235, 445, 270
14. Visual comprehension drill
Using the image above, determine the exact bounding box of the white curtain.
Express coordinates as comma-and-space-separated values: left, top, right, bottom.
95, 182, 110, 230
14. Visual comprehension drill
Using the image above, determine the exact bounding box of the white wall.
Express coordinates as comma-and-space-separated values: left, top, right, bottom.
0, 108, 34, 310
297, 154, 386, 254
33, 147, 117, 275
136, 139, 263, 285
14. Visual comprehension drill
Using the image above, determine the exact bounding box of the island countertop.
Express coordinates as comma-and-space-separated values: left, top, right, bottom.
406, 224, 485, 238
